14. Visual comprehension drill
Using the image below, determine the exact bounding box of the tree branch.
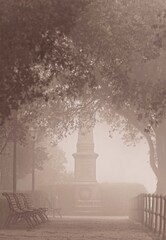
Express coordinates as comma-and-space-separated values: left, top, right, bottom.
115, 108, 159, 177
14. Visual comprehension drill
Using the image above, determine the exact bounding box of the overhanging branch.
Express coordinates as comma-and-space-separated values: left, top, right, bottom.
115, 108, 159, 177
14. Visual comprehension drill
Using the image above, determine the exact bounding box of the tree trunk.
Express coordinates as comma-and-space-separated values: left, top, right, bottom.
0, 141, 13, 191
156, 173, 166, 194
32, 141, 35, 193
12, 110, 18, 193
155, 120, 166, 194
13, 130, 17, 193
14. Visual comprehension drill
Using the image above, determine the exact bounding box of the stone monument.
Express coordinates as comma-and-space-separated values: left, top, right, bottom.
73, 126, 101, 215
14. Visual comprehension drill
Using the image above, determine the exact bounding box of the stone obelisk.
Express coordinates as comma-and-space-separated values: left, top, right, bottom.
73, 127, 98, 183
73, 126, 101, 215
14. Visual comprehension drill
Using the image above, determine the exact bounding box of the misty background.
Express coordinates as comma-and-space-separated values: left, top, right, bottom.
59, 122, 156, 193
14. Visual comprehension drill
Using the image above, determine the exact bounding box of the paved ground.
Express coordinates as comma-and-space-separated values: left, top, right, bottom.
0, 217, 156, 240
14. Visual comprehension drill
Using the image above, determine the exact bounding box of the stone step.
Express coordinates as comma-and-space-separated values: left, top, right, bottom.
75, 200, 102, 216
76, 206, 102, 210
75, 210, 102, 216
75, 211, 102, 216
77, 200, 100, 202
77, 200, 101, 206
76, 204, 101, 208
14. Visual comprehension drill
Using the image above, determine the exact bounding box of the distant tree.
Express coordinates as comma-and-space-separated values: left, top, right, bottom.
35, 144, 73, 187
0, 90, 82, 192
17, 144, 49, 180
0, 125, 49, 190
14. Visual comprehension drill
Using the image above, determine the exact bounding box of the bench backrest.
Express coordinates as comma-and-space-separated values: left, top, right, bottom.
20, 193, 34, 209
15, 193, 27, 210
2, 192, 21, 212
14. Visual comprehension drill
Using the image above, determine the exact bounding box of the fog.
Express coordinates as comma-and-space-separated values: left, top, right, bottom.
59, 122, 156, 193
1, 1, 166, 238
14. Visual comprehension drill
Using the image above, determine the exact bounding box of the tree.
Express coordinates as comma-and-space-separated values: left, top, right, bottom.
2, 0, 166, 193
17, 144, 49, 180
71, 0, 166, 193
34, 144, 72, 187
0, 123, 49, 190
0, 0, 95, 192
0, 0, 94, 124
0, 94, 80, 191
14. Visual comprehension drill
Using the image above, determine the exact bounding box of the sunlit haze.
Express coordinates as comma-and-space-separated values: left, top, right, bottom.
59, 122, 156, 193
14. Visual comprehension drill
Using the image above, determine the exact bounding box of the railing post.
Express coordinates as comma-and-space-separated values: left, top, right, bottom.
162, 197, 166, 240
140, 194, 144, 224
154, 195, 158, 233
148, 194, 151, 228
151, 194, 153, 230
133, 194, 166, 239
138, 195, 140, 222
145, 194, 148, 227
159, 195, 163, 236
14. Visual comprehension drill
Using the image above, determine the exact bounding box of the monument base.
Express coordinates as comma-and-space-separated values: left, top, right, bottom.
74, 182, 102, 215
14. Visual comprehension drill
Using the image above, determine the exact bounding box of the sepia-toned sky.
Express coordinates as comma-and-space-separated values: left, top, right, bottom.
59, 122, 156, 193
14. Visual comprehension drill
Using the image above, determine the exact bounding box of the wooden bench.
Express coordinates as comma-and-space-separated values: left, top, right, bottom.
2, 192, 49, 229
2, 192, 36, 228
20, 193, 49, 223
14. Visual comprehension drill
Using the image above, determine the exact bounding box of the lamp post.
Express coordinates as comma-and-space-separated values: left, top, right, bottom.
29, 128, 38, 194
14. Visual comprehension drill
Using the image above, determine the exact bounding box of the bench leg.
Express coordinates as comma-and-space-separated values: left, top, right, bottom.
33, 214, 41, 225
23, 215, 36, 228
38, 212, 48, 222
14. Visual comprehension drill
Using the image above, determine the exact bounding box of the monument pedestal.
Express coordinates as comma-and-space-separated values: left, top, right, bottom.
75, 182, 101, 215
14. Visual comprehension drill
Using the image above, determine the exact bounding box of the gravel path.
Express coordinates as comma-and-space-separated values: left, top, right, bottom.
0, 217, 155, 240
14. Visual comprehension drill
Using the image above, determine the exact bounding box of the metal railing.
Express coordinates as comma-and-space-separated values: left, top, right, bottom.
129, 194, 166, 239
